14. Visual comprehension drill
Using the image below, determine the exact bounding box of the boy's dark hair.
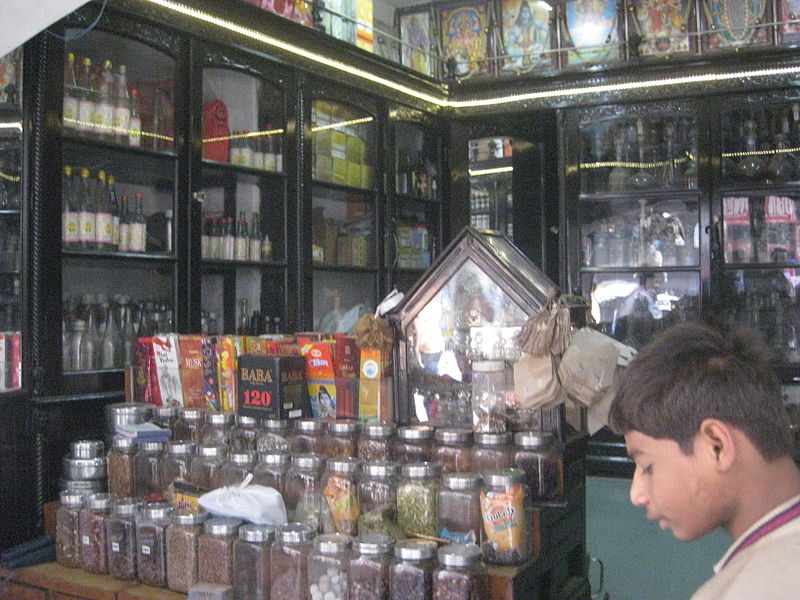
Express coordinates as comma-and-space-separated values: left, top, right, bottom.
609, 321, 793, 459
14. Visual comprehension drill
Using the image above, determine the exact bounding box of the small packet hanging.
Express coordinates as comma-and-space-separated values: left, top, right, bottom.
513, 353, 565, 410
199, 475, 287, 525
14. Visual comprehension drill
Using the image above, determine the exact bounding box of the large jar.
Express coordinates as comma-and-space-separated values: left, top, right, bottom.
257, 419, 291, 453
270, 522, 315, 600
233, 524, 275, 600
389, 539, 437, 600
162, 440, 194, 503
394, 425, 434, 464
470, 432, 513, 475
284, 453, 325, 530
200, 411, 235, 446
152, 405, 178, 431
321, 457, 360, 536
107, 436, 136, 498
513, 431, 564, 501
433, 428, 473, 474
253, 451, 288, 495
479, 469, 531, 564
290, 419, 325, 454
307, 533, 350, 600
397, 462, 440, 538
166, 510, 208, 593
220, 450, 258, 487
432, 544, 488, 600
79, 492, 113, 574
136, 502, 172, 587
437, 473, 483, 546
106, 497, 141, 580
471, 360, 508, 433
358, 423, 394, 462
198, 517, 242, 585
191, 444, 227, 490
324, 420, 359, 459
173, 408, 205, 444
134, 441, 165, 502
231, 414, 261, 451
348, 534, 393, 600
55, 490, 83, 568
358, 461, 401, 541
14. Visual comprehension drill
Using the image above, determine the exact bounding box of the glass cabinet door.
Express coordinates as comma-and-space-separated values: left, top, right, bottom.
469, 136, 514, 238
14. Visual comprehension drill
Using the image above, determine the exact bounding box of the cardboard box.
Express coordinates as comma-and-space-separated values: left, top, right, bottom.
333, 334, 359, 419
331, 130, 347, 160
315, 155, 333, 182
314, 129, 332, 157
201, 337, 220, 410
358, 347, 392, 422
215, 336, 237, 412
324, 220, 339, 266
361, 165, 373, 189
332, 157, 348, 185
347, 161, 362, 188
237, 354, 307, 421
316, 100, 331, 125
300, 341, 338, 419
178, 335, 206, 408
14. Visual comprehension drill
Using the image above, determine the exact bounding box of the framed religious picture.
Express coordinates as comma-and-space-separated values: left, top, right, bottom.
399, 9, 435, 77
560, 0, 621, 66
499, 0, 557, 74
779, 0, 800, 45
260, 0, 313, 27
438, 2, 493, 79
630, 0, 695, 56
700, 0, 771, 50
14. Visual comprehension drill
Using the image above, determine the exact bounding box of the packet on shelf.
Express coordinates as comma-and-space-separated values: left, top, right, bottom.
333, 333, 359, 420
299, 338, 338, 419
236, 354, 307, 421
216, 336, 238, 412
358, 347, 392, 423
134, 334, 185, 407
178, 335, 209, 408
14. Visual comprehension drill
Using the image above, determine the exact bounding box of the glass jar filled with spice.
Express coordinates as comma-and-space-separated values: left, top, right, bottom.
470, 432, 513, 475
358, 461, 402, 541
513, 431, 564, 501
437, 473, 482, 546
358, 423, 394, 462
253, 451, 289, 495
79, 492, 113, 574
307, 533, 351, 600
390, 539, 437, 600
191, 444, 227, 491
220, 450, 258, 487
55, 490, 84, 568
173, 408, 205, 445
285, 453, 325, 530
162, 440, 194, 503
480, 468, 531, 565
198, 517, 242, 585
233, 523, 275, 600
471, 360, 509, 433
134, 441, 165, 502
432, 544, 488, 600
106, 497, 141, 580
397, 462, 440, 538
136, 502, 172, 587
200, 411, 235, 447
433, 428, 473, 474
290, 419, 325, 454
395, 425, 434, 464
153, 405, 178, 432
231, 414, 261, 451
257, 419, 291, 453
321, 457, 361, 536
348, 534, 393, 600
107, 436, 136, 498
270, 522, 315, 600
325, 420, 359, 459
166, 510, 208, 593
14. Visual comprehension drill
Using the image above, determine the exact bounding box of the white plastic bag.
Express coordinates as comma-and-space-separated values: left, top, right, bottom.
199, 476, 287, 526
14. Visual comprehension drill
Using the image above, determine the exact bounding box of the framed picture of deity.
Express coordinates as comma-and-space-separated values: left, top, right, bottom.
700, 0, 771, 51
438, 2, 493, 79
779, 0, 800, 45
498, 0, 558, 74
629, 0, 696, 57
399, 9, 435, 77
560, 0, 621, 66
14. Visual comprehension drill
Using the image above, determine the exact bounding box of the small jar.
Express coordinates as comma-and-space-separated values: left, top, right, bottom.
394, 425, 434, 464
324, 420, 359, 459
166, 510, 209, 593
348, 534, 393, 600
107, 436, 136, 498
308, 533, 350, 600
513, 431, 564, 501
253, 451, 289, 495
198, 516, 242, 585
162, 440, 194, 503
433, 544, 488, 600
153, 405, 178, 431
438, 473, 482, 545
270, 523, 315, 600
321, 457, 361, 536
390, 539, 437, 600
200, 411, 235, 446
136, 502, 173, 587
191, 444, 227, 490
285, 453, 325, 530
220, 450, 258, 487
471, 360, 509, 433
257, 418, 291, 453
134, 441, 165, 502
79, 492, 113, 574
173, 408, 205, 445
106, 497, 141, 580
55, 490, 84, 568
290, 419, 325, 454
470, 432, 513, 475
433, 428, 473, 474
231, 414, 261, 451
71, 439, 104, 459
480, 469, 531, 564
397, 462, 440, 538
358, 423, 394, 462
358, 461, 401, 541
234, 524, 275, 600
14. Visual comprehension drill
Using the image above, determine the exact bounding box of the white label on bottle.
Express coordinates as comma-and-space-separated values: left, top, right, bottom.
63, 211, 79, 244
250, 239, 261, 262
112, 216, 120, 248
78, 211, 95, 243
264, 152, 277, 172
201, 234, 210, 259
78, 99, 95, 133
98, 102, 114, 136
240, 148, 253, 168
252, 151, 265, 170
223, 237, 235, 261
63, 97, 79, 127
96, 212, 113, 244
129, 223, 145, 253
141, 545, 151, 555
261, 239, 272, 260
112, 106, 130, 138
230, 148, 245, 166
82, 535, 90, 546
129, 116, 142, 147
112, 542, 120, 552
119, 223, 130, 252
235, 238, 248, 261
275, 154, 282, 172
209, 237, 220, 260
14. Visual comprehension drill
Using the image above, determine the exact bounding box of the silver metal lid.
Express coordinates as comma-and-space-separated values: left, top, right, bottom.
401, 461, 440, 479
59, 490, 85, 508
294, 419, 323, 433
167, 441, 195, 456
139, 502, 172, 522
178, 408, 205, 422
472, 360, 505, 372
206, 412, 235, 425
314, 533, 351, 554
361, 423, 395, 438
394, 539, 437, 560
112, 497, 142, 517
106, 402, 152, 418
239, 524, 275, 543
111, 437, 135, 453
442, 472, 482, 491
326, 457, 361, 474
229, 451, 257, 465
153, 406, 177, 418
138, 441, 165, 453
173, 510, 209, 526
484, 468, 525, 487
328, 420, 359, 435
397, 425, 434, 441
197, 445, 226, 458
259, 452, 288, 467
474, 432, 512, 446
278, 522, 314, 544
85, 492, 114, 511
60, 478, 106, 493
435, 428, 473, 445
71, 439, 104, 459
263, 419, 289, 432
437, 543, 482, 567
236, 415, 259, 428
355, 533, 393, 555
363, 461, 398, 479
291, 453, 324, 470
204, 517, 242, 536
514, 431, 555, 449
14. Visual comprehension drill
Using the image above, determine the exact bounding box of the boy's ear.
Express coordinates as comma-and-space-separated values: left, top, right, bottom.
697, 418, 736, 471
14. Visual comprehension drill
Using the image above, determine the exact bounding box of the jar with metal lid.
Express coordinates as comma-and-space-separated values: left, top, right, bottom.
394, 425, 434, 464
233, 524, 275, 600
433, 428, 473, 473
432, 544, 488, 600
200, 411, 236, 446
106, 497, 142, 580
284, 453, 325, 530
358, 461, 402, 541
470, 432, 513, 475
321, 457, 360, 535
513, 431, 564, 501
191, 444, 228, 490
270, 523, 315, 600
166, 510, 209, 593
438, 473, 482, 545
173, 408, 205, 444
162, 440, 194, 502
153, 405, 178, 431
107, 437, 136, 498
253, 451, 288, 495
308, 533, 350, 600
79, 492, 113, 574
105, 402, 152, 442
471, 360, 509, 433
390, 539, 437, 600
71, 439, 104, 459
55, 490, 84, 568
198, 517, 242, 585
358, 423, 394, 462
257, 418, 291, 453
348, 534, 393, 600
479, 469, 531, 564
397, 462, 440, 538
324, 420, 359, 459
136, 501, 173, 586
134, 441, 165, 502
290, 419, 325, 454
231, 414, 261, 451
220, 450, 258, 487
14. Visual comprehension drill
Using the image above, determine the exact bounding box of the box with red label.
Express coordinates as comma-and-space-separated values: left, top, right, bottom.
150, 334, 185, 407
300, 340, 338, 419
764, 195, 797, 262
237, 354, 307, 421
358, 348, 392, 422
178, 335, 206, 408
333, 334, 359, 419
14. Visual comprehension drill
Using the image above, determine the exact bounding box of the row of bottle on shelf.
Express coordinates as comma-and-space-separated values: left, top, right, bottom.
200, 211, 272, 262
199, 302, 283, 338
395, 151, 438, 201
219, 130, 283, 172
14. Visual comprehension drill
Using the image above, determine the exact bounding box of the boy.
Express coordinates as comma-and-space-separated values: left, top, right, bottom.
609, 321, 800, 600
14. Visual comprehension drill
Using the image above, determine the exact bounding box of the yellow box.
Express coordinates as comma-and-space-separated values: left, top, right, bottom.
316, 100, 331, 124
347, 161, 362, 188
346, 135, 364, 164
313, 129, 332, 157
361, 165, 373, 190
331, 130, 347, 160
315, 155, 333, 182
332, 157, 348, 184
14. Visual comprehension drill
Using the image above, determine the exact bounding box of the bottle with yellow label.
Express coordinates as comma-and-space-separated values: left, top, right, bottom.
479, 468, 531, 565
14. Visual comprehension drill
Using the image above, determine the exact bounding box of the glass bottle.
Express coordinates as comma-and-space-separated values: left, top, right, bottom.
191, 444, 228, 490
55, 490, 83, 568
257, 418, 291, 453
107, 436, 136, 498
63, 52, 79, 130
432, 544, 488, 600
358, 423, 394, 462
231, 414, 261, 451
112, 64, 131, 144
471, 361, 508, 433
308, 533, 350, 600
348, 534, 393, 600
479, 469, 531, 564
94, 170, 113, 251
290, 419, 325, 454
76, 57, 96, 135
129, 88, 142, 147
106, 175, 119, 252
76, 167, 96, 251
136, 503, 174, 587
737, 119, 766, 180
68, 318, 85, 372
390, 539, 437, 600
470, 432, 514, 476
106, 497, 141, 580
285, 453, 325, 530
235, 210, 249, 261
433, 428, 473, 474
397, 462, 440, 538
438, 473, 482, 546
250, 212, 262, 262
200, 411, 235, 446
394, 425, 434, 464
134, 441, 165, 502
79, 492, 113, 574
118, 195, 130, 253
220, 450, 258, 487
358, 461, 401, 541
96, 59, 115, 139
166, 510, 208, 593
321, 457, 360, 536
270, 522, 315, 600
173, 408, 206, 445
129, 192, 146, 253
198, 517, 242, 585
162, 440, 194, 504
513, 431, 564, 502
62, 165, 79, 249
233, 524, 275, 600
152, 405, 177, 431
324, 420, 359, 459
99, 303, 119, 369
79, 309, 100, 371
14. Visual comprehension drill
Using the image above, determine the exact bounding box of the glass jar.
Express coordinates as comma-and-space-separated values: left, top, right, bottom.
107, 436, 136, 498
270, 523, 315, 600
284, 453, 325, 530
233, 524, 275, 600
253, 451, 289, 495
290, 419, 325, 454
231, 414, 261, 451
471, 360, 508, 433
438, 473, 482, 545
191, 444, 227, 490
55, 490, 83, 568
136, 502, 172, 587
307, 533, 350, 600
166, 510, 208, 593
220, 450, 258, 487
257, 418, 291, 453
321, 457, 360, 535
106, 497, 141, 580
200, 411, 235, 446
433, 544, 488, 600
397, 462, 440, 538
173, 408, 205, 445
433, 428, 473, 474
134, 441, 165, 502
153, 405, 178, 431
198, 517, 242, 585
348, 534, 393, 600
470, 432, 513, 475
324, 420, 359, 459
358, 423, 394, 462
390, 539, 437, 600
513, 431, 564, 501
480, 469, 531, 564
394, 425, 434, 464
162, 440, 194, 503
358, 461, 402, 541
79, 492, 113, 574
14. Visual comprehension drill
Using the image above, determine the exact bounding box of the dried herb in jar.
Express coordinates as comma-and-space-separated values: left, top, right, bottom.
233, 524, 274, 600
397, 463, 440, 538
166, 511, 208, 593
270, 523, 314, 600
198, 517, 242, 585
389, 539, 436, 600
433, 544, 489, 600
55, 491, 83, 569
107, 498, 141, 580
136, 502, 172, 587
107, 436, 135, 498
348, 535, 392, 600
357, 424, 394, 462
79, 493, 113, 574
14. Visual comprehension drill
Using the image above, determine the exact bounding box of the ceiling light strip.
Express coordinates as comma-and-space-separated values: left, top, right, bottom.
311, 117, 374, 132
468, 166, 514, 176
